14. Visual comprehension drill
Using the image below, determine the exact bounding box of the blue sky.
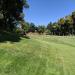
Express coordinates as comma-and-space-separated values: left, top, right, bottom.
23, 0, 75, 25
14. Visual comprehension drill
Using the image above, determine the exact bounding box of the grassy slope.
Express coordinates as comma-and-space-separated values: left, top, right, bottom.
0, 35, 75, 75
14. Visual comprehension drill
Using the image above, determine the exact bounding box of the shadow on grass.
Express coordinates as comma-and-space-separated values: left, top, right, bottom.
22, 35, 30, 39
0, 31, 30, 43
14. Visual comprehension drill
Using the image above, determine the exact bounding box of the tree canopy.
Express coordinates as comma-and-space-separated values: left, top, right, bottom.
0, 0, 29, 31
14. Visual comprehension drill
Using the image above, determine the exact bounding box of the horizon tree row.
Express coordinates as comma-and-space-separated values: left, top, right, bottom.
22, 11, 75, 35
47, 11, 75, 35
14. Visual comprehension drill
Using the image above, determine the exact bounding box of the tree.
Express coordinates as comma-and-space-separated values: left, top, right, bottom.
47, 22, 53, 30
23, 22, 30, 33
0, 12, 4, 29
47, 22, 53, 34
37, 25, 46, 34
29, 23, 36, 32
72, 11, 75, 34
51, 22, 60, 35
58, 18, 66, 35
65, 15, 73, 35
47, 11, 75, 36
0, 0, 29, 31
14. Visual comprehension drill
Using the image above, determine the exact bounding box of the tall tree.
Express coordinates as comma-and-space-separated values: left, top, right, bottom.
52, 22, 60, 35
0, 0, 29, 31
29, 23, 36, 32
47, 22, 53, 30
72, 11, 75, 34
37, 25, 46, 34
58, 18, 66, 35
65, 15, 73, 35
47, 22, 53, 35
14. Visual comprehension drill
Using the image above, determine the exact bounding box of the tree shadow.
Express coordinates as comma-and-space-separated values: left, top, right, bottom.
22, 35, 30, 39
0, 31, 30, 43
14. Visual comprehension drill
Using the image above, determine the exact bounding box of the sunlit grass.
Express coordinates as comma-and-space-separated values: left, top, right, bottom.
0, 35, 75, 75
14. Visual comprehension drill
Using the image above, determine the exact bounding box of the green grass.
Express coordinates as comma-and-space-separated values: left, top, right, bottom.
0, 35, 75, 75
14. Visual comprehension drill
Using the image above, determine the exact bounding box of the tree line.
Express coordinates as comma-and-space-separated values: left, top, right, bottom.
47, 12, 75, 36
0, 0, 75, 36
22, 11, 75, 36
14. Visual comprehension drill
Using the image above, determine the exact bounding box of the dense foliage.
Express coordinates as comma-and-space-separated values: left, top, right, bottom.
0, 0, 29, 31
47, 12, 75, 35
21, 11, 75, 36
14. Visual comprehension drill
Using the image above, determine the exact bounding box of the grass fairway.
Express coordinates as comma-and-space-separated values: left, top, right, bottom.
0, 35, 75, 75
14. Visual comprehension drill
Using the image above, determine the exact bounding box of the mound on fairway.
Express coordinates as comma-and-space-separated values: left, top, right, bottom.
0, 35, 75, 75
